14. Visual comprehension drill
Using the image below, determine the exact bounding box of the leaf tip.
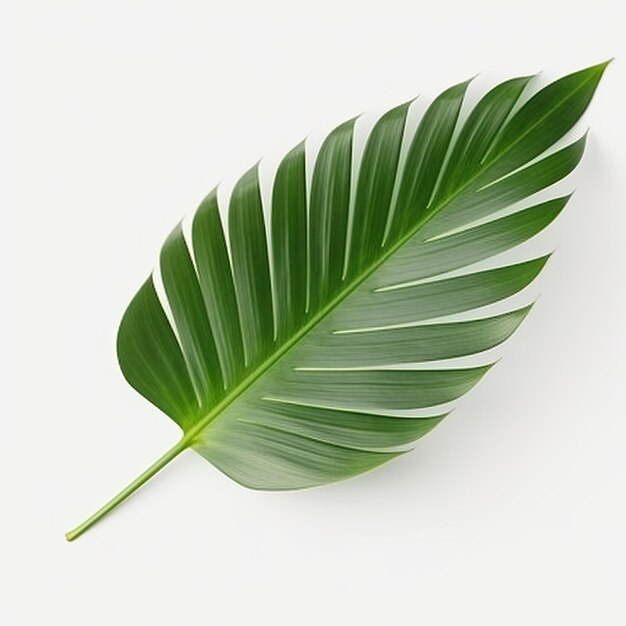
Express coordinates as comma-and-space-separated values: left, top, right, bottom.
483, 359, 501, 373
539, 252, 553, 267
581, 59, 613, 83
518, 301, 536, 318
597, 57, 614, 71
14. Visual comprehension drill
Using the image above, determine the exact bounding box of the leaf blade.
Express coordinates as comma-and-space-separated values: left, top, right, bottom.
228, 164, 275, 367
192, 189, 245, 388
113, 65, 605, 496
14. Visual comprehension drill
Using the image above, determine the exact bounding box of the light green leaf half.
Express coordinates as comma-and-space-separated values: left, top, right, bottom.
67, 62, 609, 540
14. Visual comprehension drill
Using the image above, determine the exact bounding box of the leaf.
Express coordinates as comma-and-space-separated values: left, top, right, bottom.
66, 62, 609, 540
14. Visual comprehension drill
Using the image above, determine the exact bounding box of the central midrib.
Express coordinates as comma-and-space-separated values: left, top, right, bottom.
180, 72, 592, 448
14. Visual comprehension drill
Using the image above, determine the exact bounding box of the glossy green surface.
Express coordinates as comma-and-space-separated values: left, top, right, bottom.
67, 63, 607, 540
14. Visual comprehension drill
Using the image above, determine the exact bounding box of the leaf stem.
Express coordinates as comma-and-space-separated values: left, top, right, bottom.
65, 438, 189, 541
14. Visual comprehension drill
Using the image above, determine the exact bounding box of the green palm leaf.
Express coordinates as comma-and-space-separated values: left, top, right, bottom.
67, 62, 608, 540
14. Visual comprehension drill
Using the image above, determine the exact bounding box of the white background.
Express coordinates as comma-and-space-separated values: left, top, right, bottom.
2, 1, 625, 624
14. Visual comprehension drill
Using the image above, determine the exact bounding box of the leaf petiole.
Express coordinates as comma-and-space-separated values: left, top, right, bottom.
65, 437, 190, 541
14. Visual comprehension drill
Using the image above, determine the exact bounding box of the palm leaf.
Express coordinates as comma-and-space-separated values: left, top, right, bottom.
67, 62, 608, 540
